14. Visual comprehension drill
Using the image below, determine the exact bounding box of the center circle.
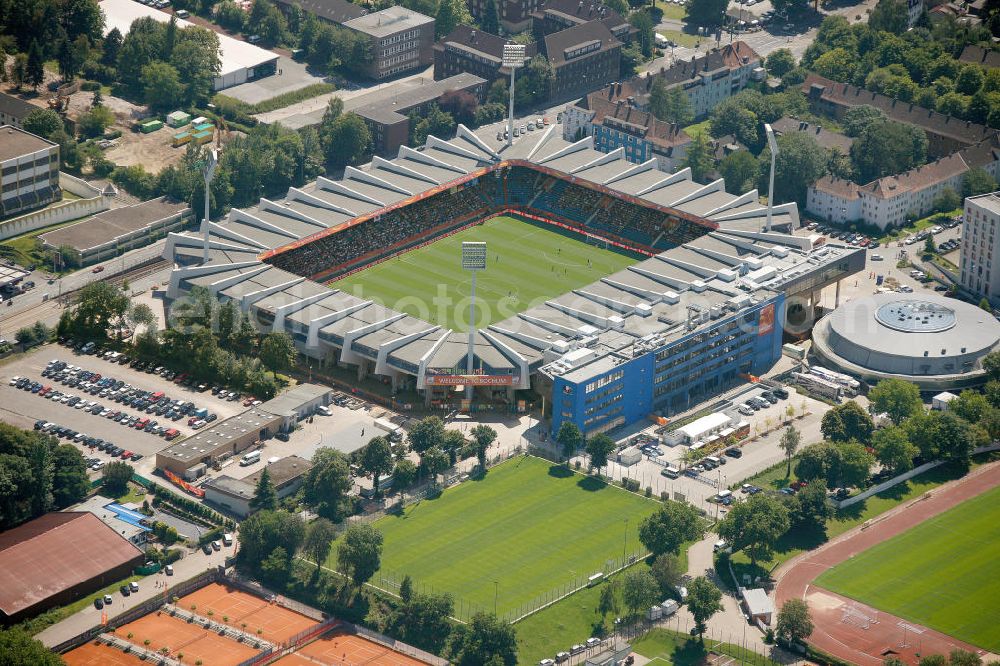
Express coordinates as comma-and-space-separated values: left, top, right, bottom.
874, 300, 957, 333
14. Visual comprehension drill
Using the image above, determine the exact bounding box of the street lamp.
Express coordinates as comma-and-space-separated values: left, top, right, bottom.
764, 123, 779, 233
461, 242, 487, 399
502, 44, 526, 149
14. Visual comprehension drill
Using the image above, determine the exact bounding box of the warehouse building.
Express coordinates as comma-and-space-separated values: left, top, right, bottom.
258, 383, 333, 430
40, 196, 191, 266
155, 408, 282, 476
99, 0, 278, 90
0, 512, 145, 624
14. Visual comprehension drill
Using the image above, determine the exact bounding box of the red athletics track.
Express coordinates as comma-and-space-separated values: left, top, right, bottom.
773, 461, 1000, 666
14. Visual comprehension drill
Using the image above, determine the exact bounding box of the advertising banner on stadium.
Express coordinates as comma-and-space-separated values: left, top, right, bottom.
426, 374, 515, 386
758, 303, 775, 336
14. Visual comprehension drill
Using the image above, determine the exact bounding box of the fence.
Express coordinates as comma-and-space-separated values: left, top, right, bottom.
0, 173, 110, 241
352, 624, 450, 666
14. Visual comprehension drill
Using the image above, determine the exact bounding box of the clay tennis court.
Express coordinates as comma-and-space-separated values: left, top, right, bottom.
62, 641, 148, 666
774, 461, 1000, 666
117, 610, 262, 666
178, 582, 317, 643
294, 631, 429, 666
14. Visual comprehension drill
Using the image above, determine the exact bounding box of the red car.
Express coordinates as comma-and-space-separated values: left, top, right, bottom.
92, 266, 104, 273
120, 450, 133, 459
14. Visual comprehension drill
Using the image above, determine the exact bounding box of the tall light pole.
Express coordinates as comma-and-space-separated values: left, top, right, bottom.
503, 44, 526, 149
200, 147, 219, 264
764, 123, 778, 233
462, 242, 486, 400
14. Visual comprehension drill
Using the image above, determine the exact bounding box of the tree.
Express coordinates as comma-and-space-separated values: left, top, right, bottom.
438, 89, 479, 125
718, 493, 789, 564
337, 523, 383, 587
250, 467, 277, 511
687, 577, 723, 642
397, 592, 454, 653
650, 553, 684, 596
851, 120, 928, 183
933, 187, 961, 214
409, 416, 445, 453
302, 447, 352, 520
763, 132, 828, 205
450, 612, 517, 666
638, 500, 703, 556
393, 458, 418, 489
629, 10, 655, 59
869, 378, 923, 425
102, 461, 134, 496
361, 436, 394, 496
682, 131, 713, 183
0, 627, 65, 665
435, 0, 471, 39
687, 0, 728, 26
775, 598, 814, 647
948, 651, 982, 666
621, 569, 660, 617
470, 424, 497, 470
171, 29, 222, 107
11, 53, 28, 90
303, 517, 337, 571
141, 62, 183, 111
649, 81, 693, 126
872, 426, 917, 475
421, 447, 449, 481
585, 433, 616, 473
821, 401, 874, 444
934, 412, 974, 461
26, 40, 44, 90
260, 546, 292, 586
238, 510, 305, 567
410, 104, 455, 146
766, 49, 796, 78
779, 425, 801, 476
400, 574, 413, 604
963, 168, 998, 198
481, 0, 500, 34
63, 0, 106, 42
51, 444, 89, 509
719, 150, 758, 195
836, 441, 876, 488
56, 33, 82, 81
920, 656, 948, 666
515, 55, 553, 109
787, 482, 832, 529
76, 105, 114, 139
869, 0, 909, 34
557, 421, 583, 462
321, 113, 371, 168
259, 332, 296, 373
22, 110, 64, 141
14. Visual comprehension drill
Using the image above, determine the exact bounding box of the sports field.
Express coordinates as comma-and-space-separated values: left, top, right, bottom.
814, 484, 1000, 652
328, 215, 638, 331
325, 456, 659, 618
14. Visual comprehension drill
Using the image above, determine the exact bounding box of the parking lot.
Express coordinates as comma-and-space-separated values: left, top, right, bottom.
0, 344, 255, 477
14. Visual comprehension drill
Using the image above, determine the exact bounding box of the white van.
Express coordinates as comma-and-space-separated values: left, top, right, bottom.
661, 465, 680, 479
655, 32, 669, 48
713, 539, 730, 553
223, 533, 233, 546
240, 450, 261, 466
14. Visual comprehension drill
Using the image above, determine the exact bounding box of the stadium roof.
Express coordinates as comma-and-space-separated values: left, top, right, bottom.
164, 123, 860, 387
0, 512, 143, 617
40, 197, 189, 252
99, 0, 277, 82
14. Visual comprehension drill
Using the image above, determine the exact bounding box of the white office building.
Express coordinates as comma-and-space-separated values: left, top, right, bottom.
960, 192, 1000, 306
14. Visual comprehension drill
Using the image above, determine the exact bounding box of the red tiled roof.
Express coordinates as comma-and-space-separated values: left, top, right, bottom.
584, 91, 692, 151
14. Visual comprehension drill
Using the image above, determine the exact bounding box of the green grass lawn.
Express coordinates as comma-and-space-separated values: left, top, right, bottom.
632, 628, 779, 666
656, 29, 701, 48
654, 1, 688, 20
328, 215, 637, 331
0, 212, 92, 272
681, 119, 711, 138
875, 209, 961, 244
814, 484, 1000, 652
326, 456, 659, 620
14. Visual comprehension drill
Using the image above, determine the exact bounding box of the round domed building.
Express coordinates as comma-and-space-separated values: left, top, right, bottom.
811, 293, 1000, 391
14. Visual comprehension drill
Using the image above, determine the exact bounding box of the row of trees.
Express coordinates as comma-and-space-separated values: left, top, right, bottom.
0, 422, 90, 529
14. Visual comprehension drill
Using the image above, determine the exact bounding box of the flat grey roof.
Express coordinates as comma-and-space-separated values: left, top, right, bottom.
344, 6, 433, 37
353, 74, 487, 125
259, 383, 331, 416
0, 126, 54, 161
40, 197, 188, 252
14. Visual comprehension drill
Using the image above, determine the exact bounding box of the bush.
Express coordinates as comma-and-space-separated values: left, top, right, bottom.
645, 486, 653, 497
621, 477, 640, 492
198, 526, 224, 546
660, 491, 669, 501
81, 81, 100, 91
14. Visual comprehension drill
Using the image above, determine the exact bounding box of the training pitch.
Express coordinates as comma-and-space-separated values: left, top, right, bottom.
814, 484, 1000, 652
328, 215, 638, 331
326, 456, 659, 618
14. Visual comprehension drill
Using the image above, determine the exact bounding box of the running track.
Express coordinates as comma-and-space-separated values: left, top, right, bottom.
773, 461, 1000, 666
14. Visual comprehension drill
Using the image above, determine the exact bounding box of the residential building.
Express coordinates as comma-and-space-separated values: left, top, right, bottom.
529, 0, 634, 43
802, 74, 999, 158
563, 88, 692, 171
433, 25, 537, 83
807, 139, 1000, 229
353, 73, 487, 155
544, 21, 621, 101
39, 196, 191, 266
343, 7, 436, 80
0, 92, 36, 129
0, 512, 144, 623
770, 117, 854, 155
468, 0, 539, 33
958, 44, 1000, 70
959, 191, 1000, 306
1, 126, 60, 220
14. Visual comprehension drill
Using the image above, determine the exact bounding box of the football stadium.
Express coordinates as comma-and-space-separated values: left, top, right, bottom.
164, 125, 865, 435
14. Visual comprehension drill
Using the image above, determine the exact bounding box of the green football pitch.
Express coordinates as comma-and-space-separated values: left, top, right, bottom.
814, 484, 1000, 652
327, 215, 638, 331
326, 456, 659, 619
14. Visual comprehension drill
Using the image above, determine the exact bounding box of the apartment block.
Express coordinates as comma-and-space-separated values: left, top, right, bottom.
960, 191, 1000, 305
1, 126, 60, 220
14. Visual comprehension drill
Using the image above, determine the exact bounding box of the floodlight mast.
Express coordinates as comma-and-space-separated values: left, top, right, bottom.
462, 242, 487, 399
502, 44, 526, 149
764, 123, 778, 233
200, 147, 219, 264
